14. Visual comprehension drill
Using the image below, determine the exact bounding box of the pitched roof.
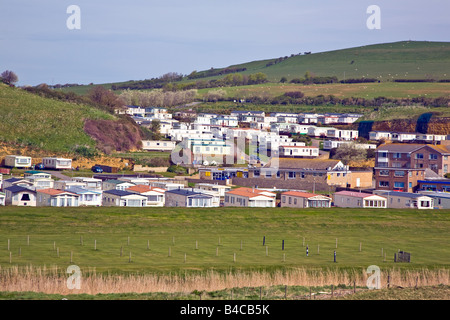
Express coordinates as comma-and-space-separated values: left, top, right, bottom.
166, 189, 212, 198
281, 191, 330, 199
427, 144, 450, 154
104, 179, 134, 185
375, 191, 432, 199
4, 177, 23, 183
376, 143, 450, 155
65, 186, 102, 194
126, 185, 166, 194
4, 185, 36, 193
104, 189, 137, 197
37, 188, 78, 196
376, 143, 425, 153
334, 190, 384, 199
226, 187, 275, 199
264, 158, 341, 170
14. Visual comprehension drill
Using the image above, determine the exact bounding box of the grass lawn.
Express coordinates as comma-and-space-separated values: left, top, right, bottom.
0, 207, 449, 274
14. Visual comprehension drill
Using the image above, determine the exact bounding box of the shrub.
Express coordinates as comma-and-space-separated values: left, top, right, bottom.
167, 165, 188, 175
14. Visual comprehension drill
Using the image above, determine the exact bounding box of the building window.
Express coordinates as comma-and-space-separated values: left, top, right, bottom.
394, 171, 405, 177
288, 172, 296, 179
429, 154, 438, 160
444, 165, 448, 174
393, 153, 401, 159
415, 153, 424, 159
379, 181, 389, 187
394, 182, 405, 189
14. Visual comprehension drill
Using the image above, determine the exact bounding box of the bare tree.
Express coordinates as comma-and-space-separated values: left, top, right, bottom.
88, 85, 126, 113
1, 70, 18, 85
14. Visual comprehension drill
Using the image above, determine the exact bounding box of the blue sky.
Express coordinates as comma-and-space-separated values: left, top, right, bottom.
1, 0, 449, 86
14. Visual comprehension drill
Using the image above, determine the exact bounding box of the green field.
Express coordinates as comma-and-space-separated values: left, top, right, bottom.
1, 206, 449, 274
199, 82, 450, 100
60, 41, 450, 96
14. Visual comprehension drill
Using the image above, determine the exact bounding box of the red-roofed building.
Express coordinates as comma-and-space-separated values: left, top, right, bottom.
36, 188, 80, 207
126, 185, 166, 207
281, 191, 332, 208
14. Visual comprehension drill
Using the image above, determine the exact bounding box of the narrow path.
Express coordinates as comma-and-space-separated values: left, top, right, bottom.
42, 170, 73, 181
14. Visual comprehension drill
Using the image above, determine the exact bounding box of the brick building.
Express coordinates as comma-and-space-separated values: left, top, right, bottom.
199, 158, 373, 192
374, 143, 450, 192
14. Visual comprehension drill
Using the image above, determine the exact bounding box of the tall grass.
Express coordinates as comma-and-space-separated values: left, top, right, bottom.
0, 265, 447, 296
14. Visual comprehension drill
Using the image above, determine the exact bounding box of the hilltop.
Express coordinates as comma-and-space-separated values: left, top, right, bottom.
59, 40, 450, 95
222, 40, 450, 82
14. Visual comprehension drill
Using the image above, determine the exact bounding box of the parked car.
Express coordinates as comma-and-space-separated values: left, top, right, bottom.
91, 165, 103, 173
35, 163, 45, 170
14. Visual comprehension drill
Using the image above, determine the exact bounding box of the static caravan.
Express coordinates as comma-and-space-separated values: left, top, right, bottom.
333, 191, 387, 208
42, 157, 72, 170
4, 155, 32, 168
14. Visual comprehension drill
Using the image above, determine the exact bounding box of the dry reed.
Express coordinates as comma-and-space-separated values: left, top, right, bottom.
0, 265, 448, 296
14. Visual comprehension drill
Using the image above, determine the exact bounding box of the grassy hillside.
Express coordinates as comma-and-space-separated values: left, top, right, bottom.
0, 84, 147, 158
224, 40, 450, 82
61, 41, 450, 96
0, 83, 115, 155
202, 82, 450, 100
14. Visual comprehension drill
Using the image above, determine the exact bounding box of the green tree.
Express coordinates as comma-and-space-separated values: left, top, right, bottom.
151, 119, 162, 140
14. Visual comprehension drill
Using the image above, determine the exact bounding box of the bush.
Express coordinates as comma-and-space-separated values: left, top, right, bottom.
73, 145, 99, 159
167, 165, 188, 175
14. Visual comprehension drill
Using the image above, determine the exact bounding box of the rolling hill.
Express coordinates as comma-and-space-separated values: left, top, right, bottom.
60, 40, 450, 95
224, 40, 450, 82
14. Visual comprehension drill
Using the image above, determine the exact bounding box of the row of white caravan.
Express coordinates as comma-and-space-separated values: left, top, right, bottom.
3, 155, 72, 170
